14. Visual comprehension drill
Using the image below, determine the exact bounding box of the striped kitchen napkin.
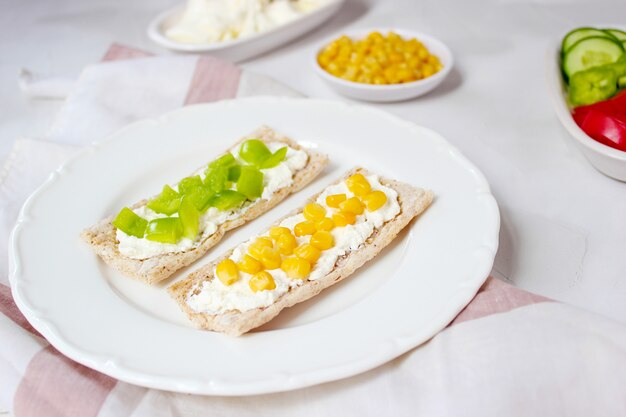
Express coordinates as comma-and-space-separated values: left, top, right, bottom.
1, 45, 625, 417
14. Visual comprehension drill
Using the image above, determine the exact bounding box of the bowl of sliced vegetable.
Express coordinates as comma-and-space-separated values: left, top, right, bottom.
548, 26, 626, 181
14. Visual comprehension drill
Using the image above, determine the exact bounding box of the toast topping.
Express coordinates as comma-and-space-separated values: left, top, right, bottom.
116, 141, 308, 259
186, 173, 400, 315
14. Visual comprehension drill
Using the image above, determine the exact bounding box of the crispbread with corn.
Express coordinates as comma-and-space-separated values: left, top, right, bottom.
168, 167, 433, 336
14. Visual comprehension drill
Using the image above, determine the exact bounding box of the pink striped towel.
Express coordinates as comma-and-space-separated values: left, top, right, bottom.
1, 45, 625, 417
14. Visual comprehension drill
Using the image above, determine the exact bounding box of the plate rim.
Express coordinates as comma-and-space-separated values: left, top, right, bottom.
9, 96, 500, 395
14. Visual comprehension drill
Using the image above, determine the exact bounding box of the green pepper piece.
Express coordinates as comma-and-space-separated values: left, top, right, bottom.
178, 175, 203, 195
569, 66, 618, 106
145, 217, 183, 244
228, 164, 242, 181
239, 139, 271, 167
619, 74, 626, 89
147, 185, 181, 215
112, 207, 148, 238
208, 153, 236, 169
204, 166, 229, 193
208, 190, 247, 211
260, 147, 288, 169
178, 197, 200, 240
185, 186, 213, 213
237, 166, 264, 199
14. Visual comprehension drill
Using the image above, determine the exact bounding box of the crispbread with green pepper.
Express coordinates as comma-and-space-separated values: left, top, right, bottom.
81, 126, 328, 284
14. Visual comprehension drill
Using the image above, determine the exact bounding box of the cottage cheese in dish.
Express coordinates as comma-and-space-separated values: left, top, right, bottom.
165, 0, 326, 44
116, 142, 308, 259
186, 175, 400, 315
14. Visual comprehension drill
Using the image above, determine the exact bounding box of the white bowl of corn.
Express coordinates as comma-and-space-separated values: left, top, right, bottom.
313, 29, 453, 102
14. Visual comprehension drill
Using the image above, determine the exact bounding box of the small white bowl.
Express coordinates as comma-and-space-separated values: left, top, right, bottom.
312, 28, 453, 102
546, 40, 626, 182
147, 0, 344, 62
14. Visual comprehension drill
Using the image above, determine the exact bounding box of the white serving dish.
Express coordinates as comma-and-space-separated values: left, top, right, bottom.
313, 28, 453, 102
147, 0, 344, 62
10, 97, 499, 395
546, 40, 626, 182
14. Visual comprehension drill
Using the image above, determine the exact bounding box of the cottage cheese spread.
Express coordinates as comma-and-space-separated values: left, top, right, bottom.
165, 0, 325, 44
186, 175, 400, 315
117, 142, 308, 259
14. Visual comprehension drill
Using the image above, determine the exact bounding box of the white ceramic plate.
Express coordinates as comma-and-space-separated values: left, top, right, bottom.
147, 0, 344, 62
9, 97, 499, 395
546, 30, 626, 182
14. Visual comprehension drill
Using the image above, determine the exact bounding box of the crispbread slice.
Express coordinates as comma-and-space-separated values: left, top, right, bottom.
81, 126, 328, 284
168, 167, 434, 336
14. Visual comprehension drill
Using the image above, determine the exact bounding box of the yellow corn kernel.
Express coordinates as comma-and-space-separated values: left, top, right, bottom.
356, 74, 371, 84
317, 55, 331, 68
397, 68, 414, 83
303, 203, 327, 221
248, 237, 274, 260
422, 64, 434, 78
346, 173, 368, 186
384, 66, 399, 84
294, 243, 321, 264
427, 55, 440, 65
368, 31, 384, 42
326, 193, 347, 208
332, 211, 357, 227
216, 259, 239, 286
237, 254, 263, 274
310, 231, 334, 250
249, 271, 276, 293
362, 190, 388, 211
260, 247, 282, 270
294, 220, 316, 237
276, 232, 297, 256
281, 257, 311, 280
408, 56, 421, 69
338, 35, 352, 45
269, 226, 291, 240
345, 173, 371, 196
315, 217, 335, 232
339, 196, 365, 215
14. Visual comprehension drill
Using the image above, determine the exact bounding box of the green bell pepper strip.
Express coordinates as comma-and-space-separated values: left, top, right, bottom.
208, 153, 236, 169
112, 207, 148, 238
237, 166, 264, 199
260, 146, 288, 169
239, 139, 271, 167
228, 165, 242, 181
569, 65, 618, 106
185, 186, 214, 213
178, 197, 200, 240
146, 185, 181, 215
208, 190, 247, 211
204, 165, 229, 194
178, 175, 203, 195
145, 217, 183, 244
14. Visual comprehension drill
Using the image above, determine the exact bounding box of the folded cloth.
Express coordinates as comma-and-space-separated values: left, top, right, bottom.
1, 45, 626, 417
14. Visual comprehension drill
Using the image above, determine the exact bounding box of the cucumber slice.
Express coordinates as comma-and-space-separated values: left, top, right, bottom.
562, 27, 618, 52
563, 37, 624, 78
604, 29, 626, 42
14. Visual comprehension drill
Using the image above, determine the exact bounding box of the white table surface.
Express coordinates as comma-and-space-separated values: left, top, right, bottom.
2, 0, 625, 324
